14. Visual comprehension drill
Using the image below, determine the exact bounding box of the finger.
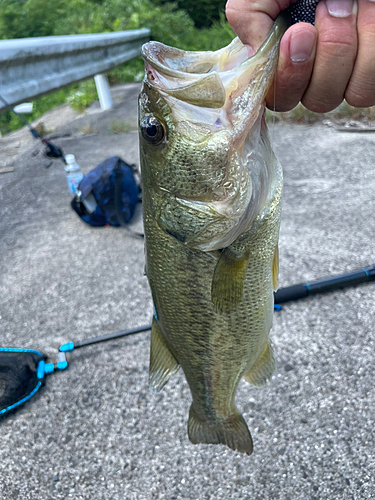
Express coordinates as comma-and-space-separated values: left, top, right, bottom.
345, 0, 375, 107
225, 0, 292, 50
301, 0, 358, 113
266, 23, 317, 111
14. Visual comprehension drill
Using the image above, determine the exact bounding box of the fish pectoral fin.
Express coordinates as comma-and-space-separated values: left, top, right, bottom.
188, 405, 253, 455
211, 247, 249, 313
272, 244, 279, 291
149, 317, 179, 393
243, 342, 275, 387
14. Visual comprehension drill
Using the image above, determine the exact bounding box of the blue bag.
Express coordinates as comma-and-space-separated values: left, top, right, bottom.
71, 156, 141, 227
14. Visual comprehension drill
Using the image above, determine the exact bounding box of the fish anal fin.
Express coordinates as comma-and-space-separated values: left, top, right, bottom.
149, 317, 179, 394
211, 248, 249, 313
272, 245, 279, 291
243, 342, 275, 387
188, 405, 253, 455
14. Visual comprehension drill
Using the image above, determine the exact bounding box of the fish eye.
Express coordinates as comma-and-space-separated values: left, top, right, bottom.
141, 116, 166, 145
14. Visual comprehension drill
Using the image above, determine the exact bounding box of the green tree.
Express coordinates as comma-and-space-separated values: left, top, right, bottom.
0, 0, 66, 39
0, 0, 234, 134
155, 0, 227, 28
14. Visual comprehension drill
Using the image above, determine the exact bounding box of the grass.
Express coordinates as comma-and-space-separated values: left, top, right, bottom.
0, 81, 99, 137
79, 123, 99, 135
66, 80, 98, 113
108, 120, 135, 134
32, 121, 53, 136
0, 88, 70, 136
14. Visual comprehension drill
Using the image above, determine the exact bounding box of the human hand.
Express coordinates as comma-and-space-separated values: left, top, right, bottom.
225, 0, 375, 112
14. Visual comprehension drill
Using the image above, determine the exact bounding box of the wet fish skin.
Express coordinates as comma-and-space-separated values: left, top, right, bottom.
139, 14, 289, 454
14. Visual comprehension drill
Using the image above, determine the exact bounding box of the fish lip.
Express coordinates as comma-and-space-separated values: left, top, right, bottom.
141, 42, 205, 80
142, 43, 227, 108
141, 14, 290, 110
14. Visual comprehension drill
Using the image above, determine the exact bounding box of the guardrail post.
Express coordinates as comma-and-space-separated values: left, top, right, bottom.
94, 74, 113, 110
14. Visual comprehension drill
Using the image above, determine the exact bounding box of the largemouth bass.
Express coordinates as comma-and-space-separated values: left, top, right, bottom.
139, 14, 290, 455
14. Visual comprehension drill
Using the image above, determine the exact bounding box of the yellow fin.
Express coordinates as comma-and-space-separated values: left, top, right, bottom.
243, 342, 275, 387
149, 317, 179, 393
188, 405, 253, 455
272, 245, 279, 291
211, 248, 248, 313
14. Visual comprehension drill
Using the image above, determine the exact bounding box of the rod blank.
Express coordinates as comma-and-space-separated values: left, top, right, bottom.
274, 264, 375, 304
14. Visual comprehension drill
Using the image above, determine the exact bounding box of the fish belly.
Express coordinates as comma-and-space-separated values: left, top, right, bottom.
144, 171, 282, 454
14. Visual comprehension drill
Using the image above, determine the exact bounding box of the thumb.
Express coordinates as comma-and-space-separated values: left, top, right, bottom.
226, 0, 294, 50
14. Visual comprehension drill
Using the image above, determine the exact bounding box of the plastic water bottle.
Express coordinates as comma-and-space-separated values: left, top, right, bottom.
64, 154, 83, 195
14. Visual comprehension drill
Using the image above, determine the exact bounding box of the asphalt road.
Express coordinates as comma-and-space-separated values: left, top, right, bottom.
0, 84, 374, 499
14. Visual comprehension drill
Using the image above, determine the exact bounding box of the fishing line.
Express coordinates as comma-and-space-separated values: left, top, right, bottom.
269, 65, 278, 145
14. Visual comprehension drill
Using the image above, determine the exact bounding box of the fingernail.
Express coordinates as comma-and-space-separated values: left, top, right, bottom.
326, 0, 354, 17
245, 44, 255, 58
290, 30, 316, 63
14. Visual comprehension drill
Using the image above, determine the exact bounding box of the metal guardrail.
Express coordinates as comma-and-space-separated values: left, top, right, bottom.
0, 29, 150, 112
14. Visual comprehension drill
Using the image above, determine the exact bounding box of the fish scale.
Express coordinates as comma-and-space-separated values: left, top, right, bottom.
139, 1, 317, 454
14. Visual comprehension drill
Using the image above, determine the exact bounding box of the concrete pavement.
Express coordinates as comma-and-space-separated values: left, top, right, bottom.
0, 84, 374, 499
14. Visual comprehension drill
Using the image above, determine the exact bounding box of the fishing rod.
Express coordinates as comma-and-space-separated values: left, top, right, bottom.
0, 94, 65, 164
274, 264, 375, 304
60, 263, 375, 357
59, 324, 152, 354
2, 262, 374, 418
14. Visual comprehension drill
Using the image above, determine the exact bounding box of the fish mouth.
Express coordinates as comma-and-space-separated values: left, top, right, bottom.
141, 14, 290, 111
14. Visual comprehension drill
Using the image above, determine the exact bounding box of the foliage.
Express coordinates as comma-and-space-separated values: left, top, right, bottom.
0, 0, 66, 39
66, 80, 98, 112
155, 0, 227, 28
0, 81, 97, 135
0, 88, 69, 135
0, 0, 233, 47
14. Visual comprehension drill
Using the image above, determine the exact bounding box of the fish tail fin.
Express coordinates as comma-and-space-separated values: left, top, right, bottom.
188, 405, 253, 455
